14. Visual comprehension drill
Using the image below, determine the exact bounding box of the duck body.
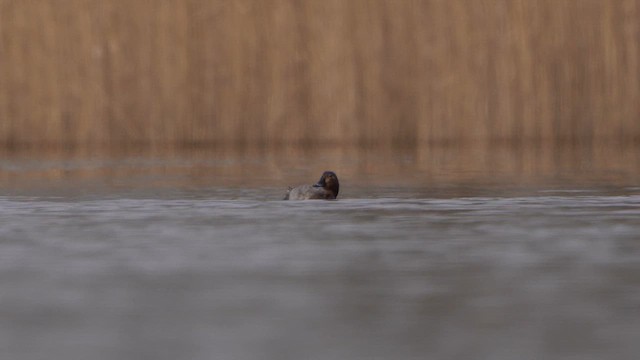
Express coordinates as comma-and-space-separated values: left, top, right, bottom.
284, 171, 339, 200
285, 184, 333, 200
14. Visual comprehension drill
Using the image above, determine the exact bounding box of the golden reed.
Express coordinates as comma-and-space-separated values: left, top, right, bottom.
0, 0, 639, 149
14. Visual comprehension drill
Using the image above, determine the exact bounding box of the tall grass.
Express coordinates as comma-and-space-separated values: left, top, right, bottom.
0, 0, 638, 149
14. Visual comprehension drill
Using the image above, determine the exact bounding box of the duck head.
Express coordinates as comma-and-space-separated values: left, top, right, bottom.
313, 171, 339, 198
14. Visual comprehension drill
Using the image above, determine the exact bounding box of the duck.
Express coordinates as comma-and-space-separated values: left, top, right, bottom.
283, 171, 339, 200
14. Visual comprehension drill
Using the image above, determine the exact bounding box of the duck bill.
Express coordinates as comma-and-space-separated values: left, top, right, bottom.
314, 175, 326, 188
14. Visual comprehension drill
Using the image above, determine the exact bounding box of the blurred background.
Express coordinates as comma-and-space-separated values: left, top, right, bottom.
1, 0, 639, 148
1, 0, 639, 187
1, 1, 640, 360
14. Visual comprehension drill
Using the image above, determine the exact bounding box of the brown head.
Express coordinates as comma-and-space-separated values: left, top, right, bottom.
313, 171, 339, 199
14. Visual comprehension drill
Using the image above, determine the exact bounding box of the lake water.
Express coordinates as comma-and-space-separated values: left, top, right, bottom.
1, 147, 639, 359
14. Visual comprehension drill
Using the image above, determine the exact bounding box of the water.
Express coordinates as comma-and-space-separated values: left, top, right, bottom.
1, 150, 640, 359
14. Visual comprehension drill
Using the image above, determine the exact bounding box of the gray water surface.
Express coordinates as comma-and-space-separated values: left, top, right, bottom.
1, 189, 640, 360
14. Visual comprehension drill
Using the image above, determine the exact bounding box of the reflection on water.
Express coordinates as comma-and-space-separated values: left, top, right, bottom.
0, 146, 639, 359
1, 142, 639, 193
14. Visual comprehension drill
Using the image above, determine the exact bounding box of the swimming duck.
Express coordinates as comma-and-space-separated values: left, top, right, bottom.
284, 171, 339, 200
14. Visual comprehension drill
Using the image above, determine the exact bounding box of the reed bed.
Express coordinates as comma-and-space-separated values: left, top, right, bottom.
0, 0, 639, 149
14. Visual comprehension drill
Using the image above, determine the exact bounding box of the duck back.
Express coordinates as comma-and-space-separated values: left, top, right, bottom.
284, 185, 334, 200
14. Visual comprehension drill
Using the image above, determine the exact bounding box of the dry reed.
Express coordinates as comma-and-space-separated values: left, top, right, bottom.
0, 0, 639, 149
